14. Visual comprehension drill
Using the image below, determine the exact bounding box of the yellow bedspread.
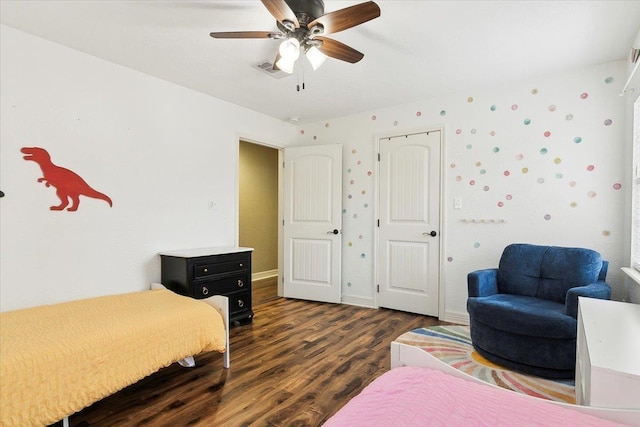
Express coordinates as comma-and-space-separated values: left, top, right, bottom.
0, 289, 226, 427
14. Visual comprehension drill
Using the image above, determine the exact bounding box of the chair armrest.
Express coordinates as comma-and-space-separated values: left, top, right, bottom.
564, 281, 612, 318
468, 268, 499, 297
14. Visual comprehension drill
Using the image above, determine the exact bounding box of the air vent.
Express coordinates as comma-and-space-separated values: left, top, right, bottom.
254, 61, 291, 79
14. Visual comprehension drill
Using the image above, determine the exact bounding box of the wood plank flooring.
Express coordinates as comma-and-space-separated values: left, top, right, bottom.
68, 286, 446, 426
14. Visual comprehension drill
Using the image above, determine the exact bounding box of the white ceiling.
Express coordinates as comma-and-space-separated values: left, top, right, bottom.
1, 1, 639, 124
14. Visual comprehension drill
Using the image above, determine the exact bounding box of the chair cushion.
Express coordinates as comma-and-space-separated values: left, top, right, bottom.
466, 294, 577, 339
497, 244, 602, 303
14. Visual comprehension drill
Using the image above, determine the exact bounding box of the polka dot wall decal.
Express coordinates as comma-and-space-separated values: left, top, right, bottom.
480, 169, 486, 175
360, 253, 366, 258
524, 118, 531, 125
325, 123, 330, 128
613, 183, 622, 190
493, 147, 500, 153
451, 163, 457, 168
357, 160, 361, 165
483, 186, 490, 191
489, 131, 496, 136
350, 180, 355, 184
586, 165, 595, 171
348, 242, 353, 247
347, 168, 352, 173
548, 105, 557, 112
394, 121, 398, 126
516, 154, 524, 160
471, 129, 477, 134
531, 88, 539, 95
556, 173, 564, 179
343, 209, 347, 213
364, 203, 369, 208
456, 129, 462, 134
490, 105, 497, 111
537, 178, 545, 184
580, 92, 589, 99
522, 167, 529, 173
511, 104, 518, 110
466, 144, 473, 149
588, 191, 597, 198
348, 194, 352, 199
604, 119, 613, 126
476, 161, 482, 167
540, 148, 548, 155
352, 149, 357, 154
544, 131, 551, 137
569, 181, 576, 187
467, 97, 474, 102
602, 230, 611, 237
605, 77, 614, 84
474, 242, 481, 248
300, 130, 305, 135
504, 170, 511, 176
544, 214, 551, 220
416, 111, 422, 117
498, 201, 504, 207
456, 175, 462, 182
447, 257, 453, 262
359, 235, 363, 239
353, 214, 358, 218
554, 158, 561, 164
570, 202, 577, 208
347, 282, 352, 287
566, 114, 574, 121
506, 194, 513, 200
574, 137, 582, 143
367, 171, 372, 176
372, 115, 377, 120
361, 190, 366, 195
469, 180, 476, 185
440, 110, 446, 116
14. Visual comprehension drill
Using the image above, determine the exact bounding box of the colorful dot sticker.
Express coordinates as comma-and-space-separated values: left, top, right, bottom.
574, 136, 582, 143
300, 130, 305, 135
511, 104, 519, 110
580, 92, 589, 99
447, 257, 454, 262
537, 178, 545, 184
602, 230, 611, 237
440, 110, 447, 116
493, 147, 500, 153
566, 114, 574, 121
467, 97, 474, 103
544, 131, 551, 137
471, 129, 477, 134
466, 144, 473, 150
456, 129, 462, 134
498, 201, 504, 207
540, 148, 548, 155
483, 186, 490, 191
325, 123, 330, 128
548, 105, 556, 112
604, 119, 612, 126
504, 170, 511, 176
570, 202, 577, 208
480, 169, 486, 174
416, 111, 422, 117
506, 194, 513, 200
586, 165, 595, 171
524, 118, 531, 125
490, 105, 497, 111
531, 88, 539, 95
372, 115, 377, 120
544, 214, 551, 220
605, 77, 614, 84
469, 180, 476, 185
474, 242, 481, 248
554, 158, 561, 164
613, 183, 622, 190
587, 191, 597, 198
515, 154, 524, 160
522, 167, 529, 174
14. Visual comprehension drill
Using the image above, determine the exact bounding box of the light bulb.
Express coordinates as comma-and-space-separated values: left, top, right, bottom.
279, 38, 300, 61
306, 46, 327, 71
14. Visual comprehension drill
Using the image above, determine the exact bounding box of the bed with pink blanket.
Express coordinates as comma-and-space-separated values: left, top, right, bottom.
324, 367, 639, 426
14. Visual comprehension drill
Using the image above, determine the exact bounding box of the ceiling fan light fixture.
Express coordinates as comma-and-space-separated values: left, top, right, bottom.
306, 46, 327, 70
275, 56, 296, 74
279, 38, 301, 60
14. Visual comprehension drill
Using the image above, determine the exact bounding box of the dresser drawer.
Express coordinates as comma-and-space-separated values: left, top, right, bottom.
194, 258, 249, 279
228, 290, 252, 316
192, 275, 248, 298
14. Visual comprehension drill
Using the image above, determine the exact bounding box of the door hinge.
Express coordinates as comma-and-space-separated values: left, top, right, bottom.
377, 153, 380, 161
282, 219, 285, 226
377, 219, 380, 227
377, 284, 380, 293
283, 161, 285, 168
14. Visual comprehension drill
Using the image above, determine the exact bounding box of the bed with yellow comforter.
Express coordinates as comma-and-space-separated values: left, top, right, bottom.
0, 288, 228, 427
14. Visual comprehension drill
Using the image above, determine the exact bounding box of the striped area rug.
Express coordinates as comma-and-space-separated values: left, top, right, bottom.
395, 325, 576, 403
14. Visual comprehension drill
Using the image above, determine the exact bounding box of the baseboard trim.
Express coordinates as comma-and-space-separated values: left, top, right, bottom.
441, 310, 469, 325
341, 295, 375, 308
252, 269, 278, 281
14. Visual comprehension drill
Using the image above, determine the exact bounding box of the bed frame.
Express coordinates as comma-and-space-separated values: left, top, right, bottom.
391, 341, 640, 426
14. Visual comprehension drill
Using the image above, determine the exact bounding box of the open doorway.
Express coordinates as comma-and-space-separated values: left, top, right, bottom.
239, 140, 279, 304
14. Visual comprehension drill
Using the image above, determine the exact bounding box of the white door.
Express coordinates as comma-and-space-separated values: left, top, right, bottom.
283, 145, 342, 303
378, 131, 441, 316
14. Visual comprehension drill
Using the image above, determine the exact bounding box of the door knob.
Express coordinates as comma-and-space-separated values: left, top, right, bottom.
327, 229, 340, 235
423, 230, 437, 237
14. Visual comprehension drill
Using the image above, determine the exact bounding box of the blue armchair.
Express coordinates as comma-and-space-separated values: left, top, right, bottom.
466, 244, 611, 379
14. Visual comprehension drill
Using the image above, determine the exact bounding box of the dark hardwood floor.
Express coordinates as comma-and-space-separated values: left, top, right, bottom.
68, 281, 446, 426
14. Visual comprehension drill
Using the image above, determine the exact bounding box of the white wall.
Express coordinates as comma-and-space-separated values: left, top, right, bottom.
295, 61, 629, 322
0, 25, 297, 312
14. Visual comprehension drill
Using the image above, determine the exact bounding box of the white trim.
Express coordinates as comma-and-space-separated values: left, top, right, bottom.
252, 269, 278, 281
341, 294, 375, 308
441, 310, 469, 325
622, 267, 640, 287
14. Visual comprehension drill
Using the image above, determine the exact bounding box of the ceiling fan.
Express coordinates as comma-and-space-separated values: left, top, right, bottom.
209, 0, 381, 74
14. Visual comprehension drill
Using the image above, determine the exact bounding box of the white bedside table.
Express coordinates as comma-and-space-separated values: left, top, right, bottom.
575, 297, 640, 409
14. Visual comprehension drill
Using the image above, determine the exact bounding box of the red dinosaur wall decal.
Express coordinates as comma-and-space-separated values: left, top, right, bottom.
22, 147, 113, 211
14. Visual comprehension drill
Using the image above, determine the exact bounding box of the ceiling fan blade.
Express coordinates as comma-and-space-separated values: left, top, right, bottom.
209, 31, 280, 39
261, 0, 300, 28
309, 1, 380, 35
315, 37, 364, 64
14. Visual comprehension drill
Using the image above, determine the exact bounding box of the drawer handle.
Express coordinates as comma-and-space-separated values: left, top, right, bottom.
202, 287, 209, 296
203, 268, 208, 273
238, 300, 244, 308
237, 279, 244, 287
239, 263, 244, 267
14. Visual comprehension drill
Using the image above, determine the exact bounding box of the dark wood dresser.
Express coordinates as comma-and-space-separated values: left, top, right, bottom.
159, 247, 254, 324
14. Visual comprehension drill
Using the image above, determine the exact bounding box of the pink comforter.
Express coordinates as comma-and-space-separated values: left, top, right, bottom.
324, 367, 627, 426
